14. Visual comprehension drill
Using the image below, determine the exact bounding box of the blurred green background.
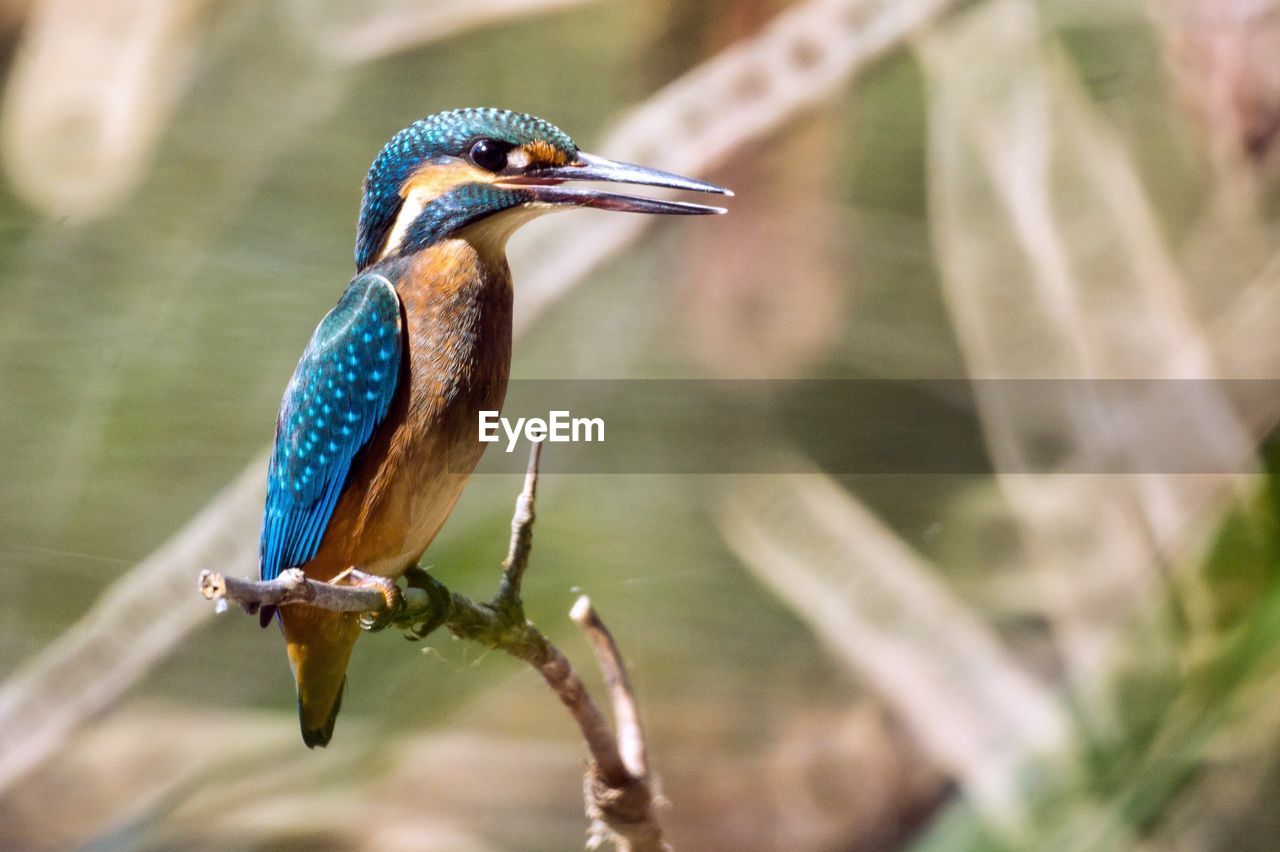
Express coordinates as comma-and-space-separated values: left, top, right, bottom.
3, 0, 1280, 849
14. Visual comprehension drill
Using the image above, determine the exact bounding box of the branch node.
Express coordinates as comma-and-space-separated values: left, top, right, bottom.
585, 763, 668, 852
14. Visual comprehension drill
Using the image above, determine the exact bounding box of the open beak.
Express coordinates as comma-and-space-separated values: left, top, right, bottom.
497, 151, 732, 215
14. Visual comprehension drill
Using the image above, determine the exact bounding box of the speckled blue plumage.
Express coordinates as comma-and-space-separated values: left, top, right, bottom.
259, 273, 402, 592
261, 108, 578, 615
355, 108, 577, 270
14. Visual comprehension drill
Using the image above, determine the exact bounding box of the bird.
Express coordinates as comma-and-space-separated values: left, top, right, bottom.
257, 107, 730, 747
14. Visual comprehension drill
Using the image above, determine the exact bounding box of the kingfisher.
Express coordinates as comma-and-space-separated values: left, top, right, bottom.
257, 108, 729, 747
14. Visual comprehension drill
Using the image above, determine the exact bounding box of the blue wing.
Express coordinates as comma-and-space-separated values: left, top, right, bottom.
259, 273, 402, 584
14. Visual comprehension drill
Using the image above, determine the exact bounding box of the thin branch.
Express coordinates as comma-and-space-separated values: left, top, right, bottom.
573, 596, 666, 852
198, 442, 664, 851
392, 571, 635, 792
199, 568, 387, 614
496, 440, 542, 607
572, 596, 650, 781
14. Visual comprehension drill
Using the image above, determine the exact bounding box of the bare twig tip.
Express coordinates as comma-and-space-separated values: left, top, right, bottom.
198, 570, 226, 601
570, 595, 592, 624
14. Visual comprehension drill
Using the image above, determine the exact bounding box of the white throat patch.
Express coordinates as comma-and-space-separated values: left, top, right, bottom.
374, 184, 432, 264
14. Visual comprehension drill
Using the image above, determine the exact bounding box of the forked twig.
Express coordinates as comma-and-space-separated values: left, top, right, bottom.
199, 443, 665, 851
572, 596, 665, 851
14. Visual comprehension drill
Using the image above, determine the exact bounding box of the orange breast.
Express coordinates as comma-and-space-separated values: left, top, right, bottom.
303, 239, 513, 582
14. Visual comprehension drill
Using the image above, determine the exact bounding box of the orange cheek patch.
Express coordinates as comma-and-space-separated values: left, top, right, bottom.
400, 161, 493, 202
375, 162, 497, 263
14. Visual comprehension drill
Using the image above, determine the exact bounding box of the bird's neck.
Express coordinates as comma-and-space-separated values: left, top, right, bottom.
375, 186, 537, 265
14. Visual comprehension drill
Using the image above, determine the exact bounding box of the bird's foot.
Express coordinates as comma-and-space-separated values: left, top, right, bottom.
338, 567, 404, 632
400, 566, 451, 640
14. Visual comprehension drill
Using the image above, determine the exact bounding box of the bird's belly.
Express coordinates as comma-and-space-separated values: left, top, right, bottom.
356, 454, 475, 577
332, 402, 494, 579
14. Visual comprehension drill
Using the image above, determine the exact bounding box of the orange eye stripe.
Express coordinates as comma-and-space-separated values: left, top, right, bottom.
521, 140, 569, 166
399, 161, 483, 201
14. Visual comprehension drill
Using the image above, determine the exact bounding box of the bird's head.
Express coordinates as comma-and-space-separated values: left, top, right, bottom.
355, 108, 730, 271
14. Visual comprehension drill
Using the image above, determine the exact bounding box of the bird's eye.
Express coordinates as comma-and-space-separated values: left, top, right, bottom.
468, 139, 509, 173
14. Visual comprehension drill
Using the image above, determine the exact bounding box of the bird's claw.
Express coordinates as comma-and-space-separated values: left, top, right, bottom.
399, 566, 450, 640
341, 567, 403, 632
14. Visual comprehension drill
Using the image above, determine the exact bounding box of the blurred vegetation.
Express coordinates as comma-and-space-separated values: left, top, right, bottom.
2, 0, 1280, 850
